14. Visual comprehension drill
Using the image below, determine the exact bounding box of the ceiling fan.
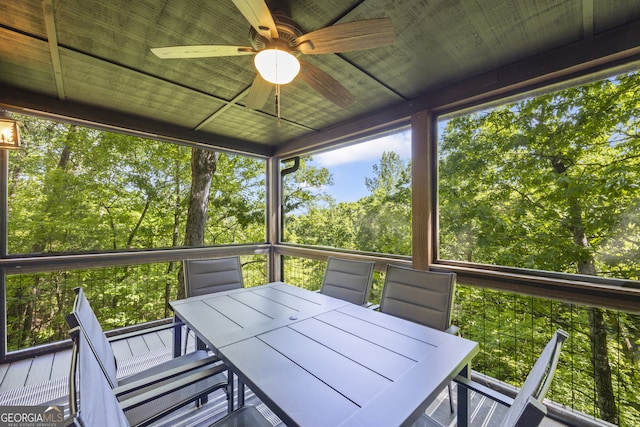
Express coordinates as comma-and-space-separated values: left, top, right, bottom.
151, 0, 395, 113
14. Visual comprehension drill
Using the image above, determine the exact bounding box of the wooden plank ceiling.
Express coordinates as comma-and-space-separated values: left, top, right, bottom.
1, 0, 640, 157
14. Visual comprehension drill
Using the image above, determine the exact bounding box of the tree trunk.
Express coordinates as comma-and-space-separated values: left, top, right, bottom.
552, 156, 618, 424
177, 148, 218, 299
588, 307, 618, 423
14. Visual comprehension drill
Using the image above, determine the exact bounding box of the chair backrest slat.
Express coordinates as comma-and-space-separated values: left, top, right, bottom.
380, 265, 456, 331
184, 257, 244, 297
320, 257, 375, 306
66, 287, 119, 388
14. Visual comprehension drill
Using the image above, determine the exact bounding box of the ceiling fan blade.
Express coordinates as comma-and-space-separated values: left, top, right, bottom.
151, 45, 255, 59
231, 0, 279, 40
295, 18, 394, 55
245, 75, 273, 109
298, 60, 355, 108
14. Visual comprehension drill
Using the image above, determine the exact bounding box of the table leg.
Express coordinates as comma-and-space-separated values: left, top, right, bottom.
227, 371, 235, 414
238, 380, 245, 407
457, 364, 470, 427
173, 314, 182, 358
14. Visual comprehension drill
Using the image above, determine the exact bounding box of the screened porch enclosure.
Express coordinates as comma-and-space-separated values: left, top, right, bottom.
2, 76, 640, 427
2, 1, 640, 426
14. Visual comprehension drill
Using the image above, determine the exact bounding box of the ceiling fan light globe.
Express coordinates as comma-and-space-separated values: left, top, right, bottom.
254, 49, 300, 85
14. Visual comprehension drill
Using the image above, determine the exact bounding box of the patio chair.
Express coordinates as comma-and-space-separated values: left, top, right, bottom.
451, 329, 570, 427
66, 287, 230, 426
319, 256, 375, 306
67, 326, 271, 427
379, 264, 458, 412
184, 256, 244, 297
183, 256, 244, 352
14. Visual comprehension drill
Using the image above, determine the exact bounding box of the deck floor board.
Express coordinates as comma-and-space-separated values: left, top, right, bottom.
124, 334, 150, 355
50, 349, 72, 379
0, 363, 9, 386
25, 353, 55, 386
0, 358, 32, 392
110, 338, 133, 359
142, 331, 166, 352
156, 329, 172, 347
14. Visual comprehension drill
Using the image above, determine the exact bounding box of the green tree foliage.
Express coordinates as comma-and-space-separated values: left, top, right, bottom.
209, 153, 267, 243
6, 116, 266, 349
356, 152, 411, 254
282, 157, 333, 213
439, 75, 640, 276
439, 72, 640, 425
8, 118, 265, 253
283, 157, 347, 245
287, 202, 360, 249
285, 152, 411, 255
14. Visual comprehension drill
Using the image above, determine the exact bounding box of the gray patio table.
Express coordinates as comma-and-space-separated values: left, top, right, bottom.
170, 281, 478, 427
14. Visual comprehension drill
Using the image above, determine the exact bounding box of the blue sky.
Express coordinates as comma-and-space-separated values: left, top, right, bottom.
307, 130, 412, 203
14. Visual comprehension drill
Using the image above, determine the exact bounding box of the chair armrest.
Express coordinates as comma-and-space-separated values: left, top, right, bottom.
369, 303, 380, 311
107, 321, 184, 343
114, 354, 223, 397
454, 375, 515, 407
445, 325, 459, 335
118, 363, 228, 409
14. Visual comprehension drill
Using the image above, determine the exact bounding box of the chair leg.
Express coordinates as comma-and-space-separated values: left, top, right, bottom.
448, 382, 454, 413
198, 393, 209, 406
196, 336, 207, 351
183, 327, 191, 355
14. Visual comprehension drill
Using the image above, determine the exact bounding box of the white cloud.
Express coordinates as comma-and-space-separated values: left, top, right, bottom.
312, 131, 411, 167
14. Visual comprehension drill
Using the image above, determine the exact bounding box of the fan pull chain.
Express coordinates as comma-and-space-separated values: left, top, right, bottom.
275, 83, 281, 125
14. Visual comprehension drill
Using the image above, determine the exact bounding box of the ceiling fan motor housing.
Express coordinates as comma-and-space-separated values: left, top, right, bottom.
249, 12, 303, 52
